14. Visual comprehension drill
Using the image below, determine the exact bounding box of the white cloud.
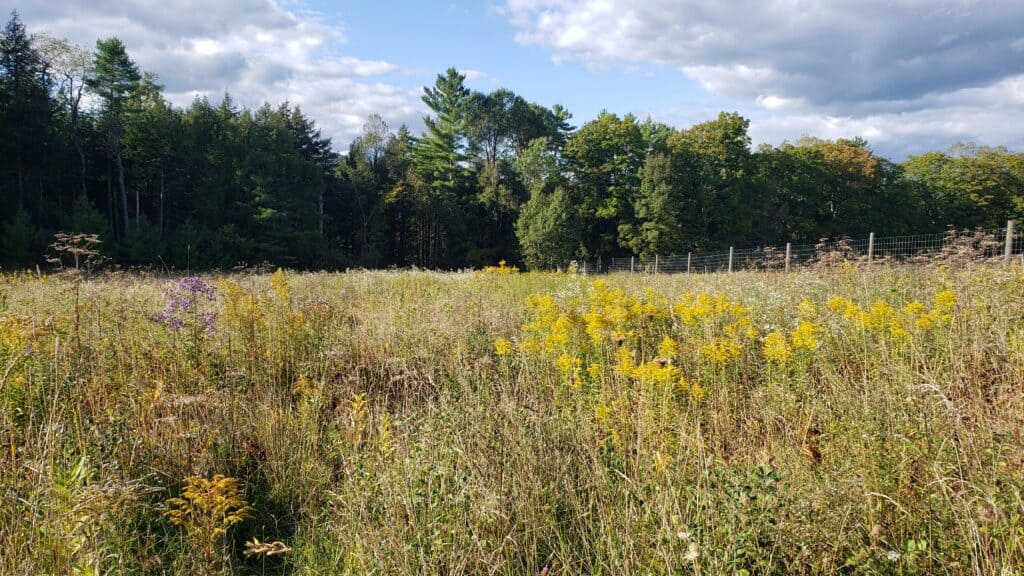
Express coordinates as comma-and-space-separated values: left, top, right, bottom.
9, 0, 425, 148
502, 0, 1024, 156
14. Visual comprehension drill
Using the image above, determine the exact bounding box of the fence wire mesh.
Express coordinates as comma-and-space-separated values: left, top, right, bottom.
572, 225, 1023, 274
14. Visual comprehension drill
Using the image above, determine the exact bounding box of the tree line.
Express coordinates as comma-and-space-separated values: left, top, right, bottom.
2, 11, 1022, 271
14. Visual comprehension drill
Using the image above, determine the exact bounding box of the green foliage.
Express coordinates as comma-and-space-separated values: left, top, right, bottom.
1, 209, 37, 266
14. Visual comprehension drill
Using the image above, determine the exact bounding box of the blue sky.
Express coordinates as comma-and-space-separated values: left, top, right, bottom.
320, 1, 713, 127
8, 0, 1024, 158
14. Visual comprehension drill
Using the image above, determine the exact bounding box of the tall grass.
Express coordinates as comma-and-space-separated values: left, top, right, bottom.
0, 264, 1022, 574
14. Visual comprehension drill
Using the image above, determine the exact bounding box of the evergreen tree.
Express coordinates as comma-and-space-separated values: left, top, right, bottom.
86, 37, 140, 238
412, 67, 474, 266
0, 11, 55, 220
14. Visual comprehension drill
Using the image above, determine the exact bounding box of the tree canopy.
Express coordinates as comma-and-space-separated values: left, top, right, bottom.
1, 12, 1022, 270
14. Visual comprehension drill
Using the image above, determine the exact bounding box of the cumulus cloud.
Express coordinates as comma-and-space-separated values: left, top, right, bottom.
502, 0, 1024, 156
10, 0, 424, 148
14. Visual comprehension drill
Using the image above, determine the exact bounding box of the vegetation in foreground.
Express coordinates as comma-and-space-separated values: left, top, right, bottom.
1, 263, 1023, 575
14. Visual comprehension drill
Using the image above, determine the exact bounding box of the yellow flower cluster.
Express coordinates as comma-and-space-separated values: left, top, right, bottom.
493, 337, 513, 356
480, 260, 519, 275
520, 281, 761, 396
762, 331, 792, 364
165, 474, 253, 553
270, 268, 291, 306
0, 314, 33, 350
701, 337, 743, 363
827, 288, 956, 337
791, 320, 821, 351
218, 279, 265, 333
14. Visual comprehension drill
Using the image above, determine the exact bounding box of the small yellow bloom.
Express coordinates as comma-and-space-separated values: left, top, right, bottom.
701, 337, 742, 363
797, 298, 817, 319
934, 289, 957, 313
658, 335, 678, 358
493, 338, 513, 356
790, 321, 820, 351
762, 331, 792, 364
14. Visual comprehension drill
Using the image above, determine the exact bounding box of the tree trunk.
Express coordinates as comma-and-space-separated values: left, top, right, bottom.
113, 136, 130, 237
106, 160, 114, 235
71, 86, 87, 200
159, 168, 165, 236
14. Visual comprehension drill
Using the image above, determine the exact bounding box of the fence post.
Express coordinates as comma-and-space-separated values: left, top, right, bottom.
583, 261, 587, 275
654, 254, 659, 274
686, 252, 692, 273
728, 247, 734, 273
1006, 220, 1015, 265
785, 242, 791, 272
630, 255, 634, 274
867, 232, 875, 266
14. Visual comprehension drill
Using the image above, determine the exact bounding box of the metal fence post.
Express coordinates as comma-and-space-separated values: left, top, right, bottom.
583, 261, 587, 275
630, 256, 634, 274
654, 254, 659, 274
1006, 220, 1015, 265
686, 252, 692, 273
785, 242, 791, 272
867, 232, 875, 266
728, 247, 734, 273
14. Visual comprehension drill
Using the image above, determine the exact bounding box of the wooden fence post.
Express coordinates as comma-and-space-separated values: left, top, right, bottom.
785, 242, 791, 272
1006, 220, 1015, 265
686, 252, 692, 273
654, 254, 659, 274
630, 256, 634, 274
728, 247, 734, 273
867, 232, 875, 266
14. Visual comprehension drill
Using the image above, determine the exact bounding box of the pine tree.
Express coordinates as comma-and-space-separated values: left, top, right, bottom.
0, 10, 55, 219
86, 37, 140, 238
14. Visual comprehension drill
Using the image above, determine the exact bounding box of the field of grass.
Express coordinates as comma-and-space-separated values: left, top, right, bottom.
1, 263, 1023, 575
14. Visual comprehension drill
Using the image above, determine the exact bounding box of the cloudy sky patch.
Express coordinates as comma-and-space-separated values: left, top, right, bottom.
5, 0, 1023, 157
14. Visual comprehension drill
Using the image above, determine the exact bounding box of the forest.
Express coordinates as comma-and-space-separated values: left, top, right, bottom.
1, 11, 1023, 271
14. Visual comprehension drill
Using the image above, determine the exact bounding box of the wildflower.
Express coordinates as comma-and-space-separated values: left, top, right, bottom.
165, 474, 253, 554
689, 380, 706, 400
658, 335, 678, 358
614, 347, 637, 376
797, 298, 817, 319
153, 276, 217, 334
701, 337, 742, 363
903, 301, 925, 316
555, 352, 579, 374
270, 268, 291, 305
493, 337, 513, 356
632, 359, 679, 383
790, 321, 820, 351
888, 324, 910, 340
762, 331, 792, 364
481, 260, 519, 274
933, 289, 956, 313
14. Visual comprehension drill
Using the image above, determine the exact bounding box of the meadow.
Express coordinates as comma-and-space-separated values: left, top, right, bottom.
1, 261, 1022, 575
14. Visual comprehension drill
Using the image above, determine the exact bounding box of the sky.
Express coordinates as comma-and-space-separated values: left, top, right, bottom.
6, 0, 1024, 159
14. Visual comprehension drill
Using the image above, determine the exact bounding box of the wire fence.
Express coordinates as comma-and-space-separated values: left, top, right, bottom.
566, 222, 1023, 275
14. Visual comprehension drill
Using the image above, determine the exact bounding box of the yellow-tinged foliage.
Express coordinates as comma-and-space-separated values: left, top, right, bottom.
165, 475, 253, 555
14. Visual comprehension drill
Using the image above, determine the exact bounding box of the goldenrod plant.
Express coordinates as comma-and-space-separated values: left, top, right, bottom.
165, 475, 253, 572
